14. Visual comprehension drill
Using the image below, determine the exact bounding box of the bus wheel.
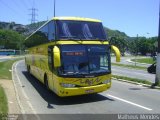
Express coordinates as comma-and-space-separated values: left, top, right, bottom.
44, 75, 49, 90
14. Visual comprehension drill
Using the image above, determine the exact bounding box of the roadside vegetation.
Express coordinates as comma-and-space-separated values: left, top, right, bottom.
0, 59, 21, 80
110, 36, 157, 57
0, 85, 8, 114
112, 75, 152, 85
131, 57, 155, 64
112, 75, 160, 87
0, 58, 23, 114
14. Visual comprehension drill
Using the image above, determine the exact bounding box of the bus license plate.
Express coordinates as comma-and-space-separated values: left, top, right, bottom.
85, 89, 94, 93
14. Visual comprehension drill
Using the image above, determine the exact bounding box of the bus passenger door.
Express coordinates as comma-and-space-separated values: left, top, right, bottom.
48, 45, 55, 91
48, 46, 54, 71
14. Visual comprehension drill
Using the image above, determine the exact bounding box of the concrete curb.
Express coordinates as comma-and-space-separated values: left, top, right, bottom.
112, 77, 160, 89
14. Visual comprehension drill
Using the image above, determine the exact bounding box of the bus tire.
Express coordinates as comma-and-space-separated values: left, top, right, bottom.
44, 75, 49, 90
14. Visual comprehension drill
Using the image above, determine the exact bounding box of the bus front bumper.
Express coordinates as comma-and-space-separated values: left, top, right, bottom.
58, 83, 111, 97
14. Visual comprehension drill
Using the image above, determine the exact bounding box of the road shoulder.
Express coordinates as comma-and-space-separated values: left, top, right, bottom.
0, 79, 20, 114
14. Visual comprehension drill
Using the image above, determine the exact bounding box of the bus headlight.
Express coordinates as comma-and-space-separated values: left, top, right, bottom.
61, 83, 76, 88
102, 80, 111, 84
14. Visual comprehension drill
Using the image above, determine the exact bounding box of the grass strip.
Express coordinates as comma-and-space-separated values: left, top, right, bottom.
112, 75, 152, 85
131, 58, 154, 64
0, 58, 22, 115
112, 63, 147, 70
0, 85, 8, 115
0, 59, 21, 80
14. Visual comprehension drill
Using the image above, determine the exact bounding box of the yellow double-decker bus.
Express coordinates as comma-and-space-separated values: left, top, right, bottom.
25, 17, 120, 97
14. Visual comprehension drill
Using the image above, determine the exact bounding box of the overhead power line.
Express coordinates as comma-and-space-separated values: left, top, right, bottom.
0, 0, 24, 16
13, 0, 26, 13
29, 7, 38, 24
21, 0, 30, 9
28, 0, 38, 24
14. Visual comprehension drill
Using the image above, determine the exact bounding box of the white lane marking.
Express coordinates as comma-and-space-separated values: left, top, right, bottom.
14, 60, 40, 120
12, 61, 27, 120
12, 61, 25, 114
107, 94, 152, 111
15, 61, 29, 100
15, 61, 36, 112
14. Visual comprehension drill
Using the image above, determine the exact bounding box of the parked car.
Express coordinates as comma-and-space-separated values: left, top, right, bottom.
147, 62, 156, 74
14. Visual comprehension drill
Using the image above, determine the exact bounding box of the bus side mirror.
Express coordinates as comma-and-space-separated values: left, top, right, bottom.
53, 46, 61, 68
111, 45, 121, 62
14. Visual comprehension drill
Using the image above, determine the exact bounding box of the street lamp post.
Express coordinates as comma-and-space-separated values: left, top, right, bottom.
54, 0, 56, 17
135, 34, 138, 66
152, 1, 160, 87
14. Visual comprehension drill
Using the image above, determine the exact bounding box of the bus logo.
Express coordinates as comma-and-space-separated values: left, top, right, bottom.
79, 77, 101, 85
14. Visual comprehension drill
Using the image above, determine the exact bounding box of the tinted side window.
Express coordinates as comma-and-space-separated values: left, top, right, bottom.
40, 24, 48, 38
32, 25, 49, 46
48, 21, 55, 41
25, 24, 49, 48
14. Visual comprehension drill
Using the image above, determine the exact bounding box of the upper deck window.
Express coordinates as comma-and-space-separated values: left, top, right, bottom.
56, 20, 107, 40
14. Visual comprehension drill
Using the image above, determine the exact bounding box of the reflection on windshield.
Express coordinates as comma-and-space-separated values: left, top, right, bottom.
56, 20, 107, 40
59, 45, 110, 76
60, 61, 108, 76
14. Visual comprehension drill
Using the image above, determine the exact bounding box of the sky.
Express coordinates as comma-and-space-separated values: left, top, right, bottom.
0, 0, 159, 37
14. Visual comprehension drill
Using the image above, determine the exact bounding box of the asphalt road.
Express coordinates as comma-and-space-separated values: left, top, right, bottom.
112, 66, 155, 83
0, 55, 23, 62
0, 56, 13, 62
12, 60, 160, 120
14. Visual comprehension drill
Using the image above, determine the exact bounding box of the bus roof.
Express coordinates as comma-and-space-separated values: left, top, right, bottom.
53, 17, 102, 22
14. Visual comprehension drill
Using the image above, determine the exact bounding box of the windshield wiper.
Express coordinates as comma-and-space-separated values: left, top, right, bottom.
84, 37, 99, 40
90, 71, 100, 74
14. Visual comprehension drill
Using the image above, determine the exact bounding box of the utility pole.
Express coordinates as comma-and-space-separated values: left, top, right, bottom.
153, 2, 160, 87
29, 8, 38, 24
134, 34, 138, 66
29, 0, 38, 30
54, 0, 56, 17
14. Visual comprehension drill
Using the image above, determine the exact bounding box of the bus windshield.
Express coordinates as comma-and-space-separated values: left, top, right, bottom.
59, 45, 110, 77
56, 20, 107, 40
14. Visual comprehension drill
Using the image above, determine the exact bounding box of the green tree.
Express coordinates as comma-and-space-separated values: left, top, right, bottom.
128, 37, 157, 55
110, 36, 128, 56
0, 29, 25, 50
